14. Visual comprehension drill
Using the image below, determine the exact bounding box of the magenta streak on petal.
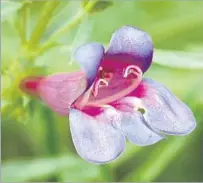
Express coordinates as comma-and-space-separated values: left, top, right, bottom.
127, 81, 147, 98
108, 81, 148, 113
81, 106, 104, 117
110, 101, 134, 113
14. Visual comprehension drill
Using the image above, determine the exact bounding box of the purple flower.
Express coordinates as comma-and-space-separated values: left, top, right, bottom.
20, 26, 196, 164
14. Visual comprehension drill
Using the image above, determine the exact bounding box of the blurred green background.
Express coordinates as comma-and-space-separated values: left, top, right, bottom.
1, 0, 203, 182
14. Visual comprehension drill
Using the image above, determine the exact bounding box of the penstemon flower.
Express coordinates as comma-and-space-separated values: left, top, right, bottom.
20, 26, 196, 164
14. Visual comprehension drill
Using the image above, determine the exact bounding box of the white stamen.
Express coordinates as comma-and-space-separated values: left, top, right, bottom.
92, 78, 108, 97
123, 65, 143, 78
99, 66, 103, 71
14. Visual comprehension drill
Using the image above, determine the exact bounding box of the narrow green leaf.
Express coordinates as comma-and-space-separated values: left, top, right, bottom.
82, 0, 113, 13
154, 49, 203, 69
2, 155, 98, 182
99, 164, 114, 181
1, 1, 23, 22
122, 127, 200, 182
110, 142, 142, 169
35, 17, 93, 72
148, 7, 203, 45
68, 16, 94, 64
60, 164, 100, 182
17, 1, 30, 44
28, 1, 60, 47
39, 0, 97, 53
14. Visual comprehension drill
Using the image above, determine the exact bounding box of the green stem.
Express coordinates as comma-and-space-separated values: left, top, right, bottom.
14, 13, 24, 44
28, 1, 60, 48
20, 2, 29, 44
39, 0, 98, 53
42, 107, 59, 181
100, 164, 114, 181
122, 129, 201, 182
110, 143, 142, 169
42, 108, 59, 154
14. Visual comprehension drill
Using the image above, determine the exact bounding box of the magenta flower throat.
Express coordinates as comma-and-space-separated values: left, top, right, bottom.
20, 26, 196, 164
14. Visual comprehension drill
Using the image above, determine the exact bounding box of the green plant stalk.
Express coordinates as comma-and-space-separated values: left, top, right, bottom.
28, 1, 60, 48
123, 139, 185, 181
41, 107, 60, 181
39, 0, 98, 53
110, 143, 142, 169
100, 164, 114, 181
41, 107, 59, 155
15, 2, 31, 44
20, 2, 29, 44
14, 15, 24, 44
122, 128, 201, 182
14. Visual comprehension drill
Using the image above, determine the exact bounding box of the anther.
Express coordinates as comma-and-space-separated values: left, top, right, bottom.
123, 65, 143, 78
92, 78, 108, 97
